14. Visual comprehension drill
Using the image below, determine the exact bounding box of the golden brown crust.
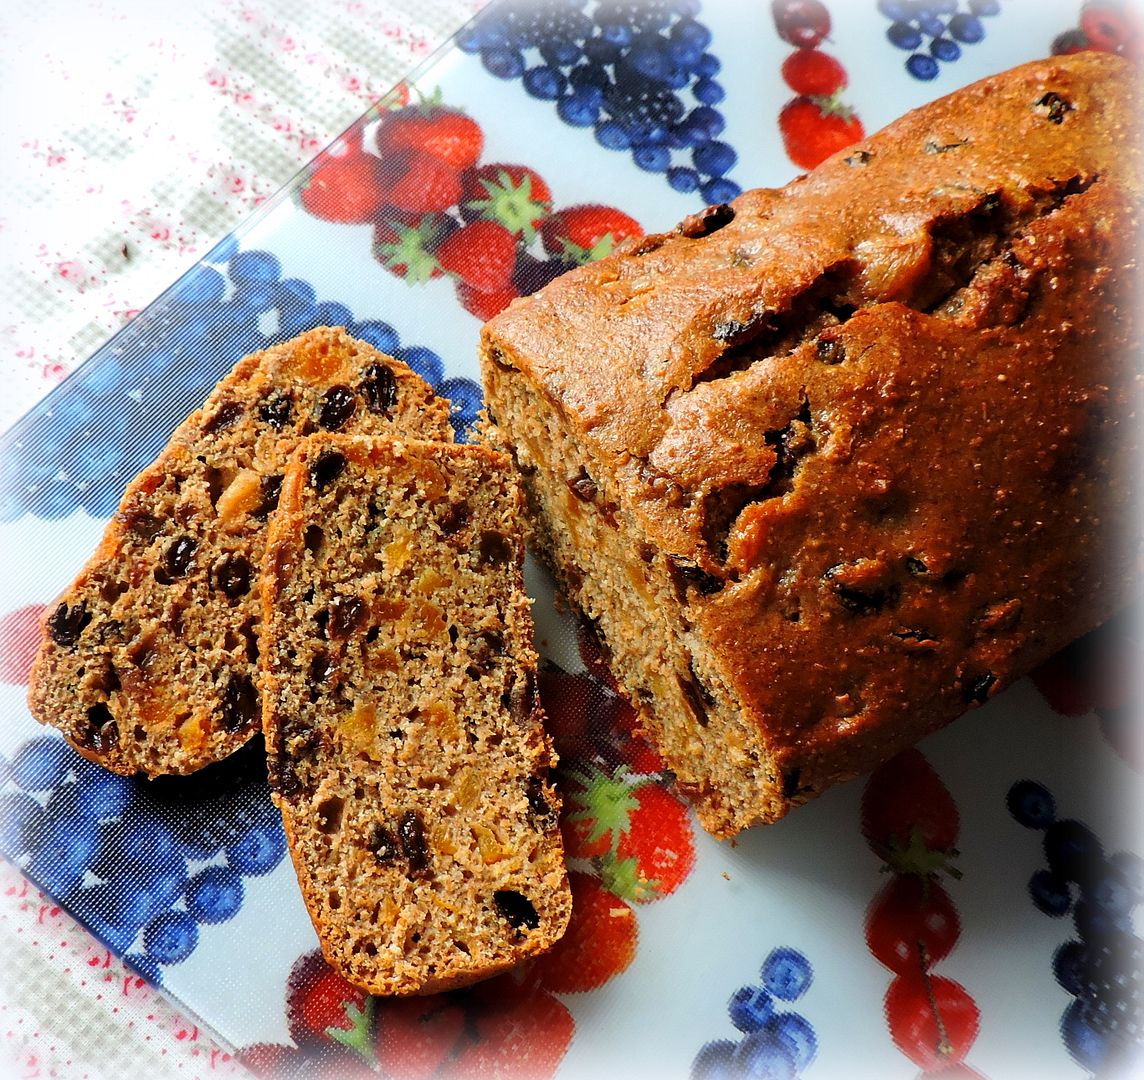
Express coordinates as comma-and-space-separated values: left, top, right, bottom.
480, 54, 1143, 836
260, 435, 570, 995
26, 328, 452, 776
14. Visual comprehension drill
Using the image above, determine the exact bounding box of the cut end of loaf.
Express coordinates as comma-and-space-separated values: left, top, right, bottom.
261, 434, 571, 994
25, 327, 452, 778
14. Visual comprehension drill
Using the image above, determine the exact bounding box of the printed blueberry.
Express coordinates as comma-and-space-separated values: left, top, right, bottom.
454, 23, 485, 53
728, 984, 775, 1033
948, 12, 985, 43
701, 178, 741, 204
176, 266, 227, 304
1108, 851, 1144, 900
314, 301, 353, 328
523, 65, 567, 100
186, 865, 245, 924
930, 37, 961, 62
733, 1027, 798, 1080
690, 1039, 737, 1080
0, 792, 45, 859
761, 947, 813, 1001
689, 105, 725, 137
439, 377, 483, 423
693, 140, 736, 177
228, 249, 281, 284
670, 16, 712, 51
767, 1011, 818, 1071
1029, 868, 1072, 916
483, 45, 526, 79
696, 52, 721, 77
1044, 819, 1104, 885
693, 77, 725, 105
917, 13, 946, 36
393, 345, 444, 388
906, 53, 940, 80
1007, 779, 1056, 829
226, 820, 287, 876
969, 0, 1000, 13
540, 40, 582, 67
557, 91, 601, 127
72, 759, 135, 820
1052, 939, 1089, 996
1088, 861, 1135, 916
95, 811, 182, 875
668, 166, 702, 193
878, 0, 913, 18
349, 320, 400, 354
27, 815, 101, 896
274, 277, 317, 313
1060, 998, 1113, 1073
230, 279, 276, 312
887, 21, 923, 49
595, 119, 633, 150
634, 144, 672, 172
142, 910, 199, 965
1074, 897, 1132, 942
12, 737, 72, 792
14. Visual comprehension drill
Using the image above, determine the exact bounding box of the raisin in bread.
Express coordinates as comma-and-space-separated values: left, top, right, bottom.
260, 434, 570, 995
479, 53, 1143, 838
27, 327, 452, 777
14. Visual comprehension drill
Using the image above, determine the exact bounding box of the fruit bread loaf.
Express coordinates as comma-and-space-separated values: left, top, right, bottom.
479, 53, 1143, 839
27, 327, 452, 777
259, 433, 570, 994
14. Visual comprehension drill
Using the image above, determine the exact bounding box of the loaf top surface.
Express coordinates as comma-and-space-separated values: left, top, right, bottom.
481, 53, 1143, 785
483, 53, 1140, 480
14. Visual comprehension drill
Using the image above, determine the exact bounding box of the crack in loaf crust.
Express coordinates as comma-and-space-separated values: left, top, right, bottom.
479, 54, 1144, 838
260, 435, 570, 995
27, 327, 452, 777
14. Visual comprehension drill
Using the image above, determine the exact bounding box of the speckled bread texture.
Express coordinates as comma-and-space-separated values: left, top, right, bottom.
479, 54, 1143, 839
27, 327, 452, 777
259, 434, 570, 995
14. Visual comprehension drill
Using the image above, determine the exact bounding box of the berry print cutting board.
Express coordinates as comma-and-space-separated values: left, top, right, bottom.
1, 2, 1141, 1078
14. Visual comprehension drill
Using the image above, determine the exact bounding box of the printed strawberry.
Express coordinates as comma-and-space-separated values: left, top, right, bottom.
437, 220, 518, 293
538, 668, 594, 763
0, 604, 47, 684
608, 698, 665, 775
456, 281, 520, 321
562, 765, 694, 902
779, 94, 865, 171
861, 749, 961, 880
1031, 621, 1136, 716
460, 164, 553, 242
375, 994, 465, 1079
540, 205, 643, 264
780, 49, 847, 97
533, 870, 637, 993
1029, 652, 1093, 717
376, 105, 484, 172
372, 211, 452, 283
884, 971, 981, 1072
450, 990, 574, 1079
299, 148, 388, 223
383, 150, 463, 215
284, 949, 371, 1055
